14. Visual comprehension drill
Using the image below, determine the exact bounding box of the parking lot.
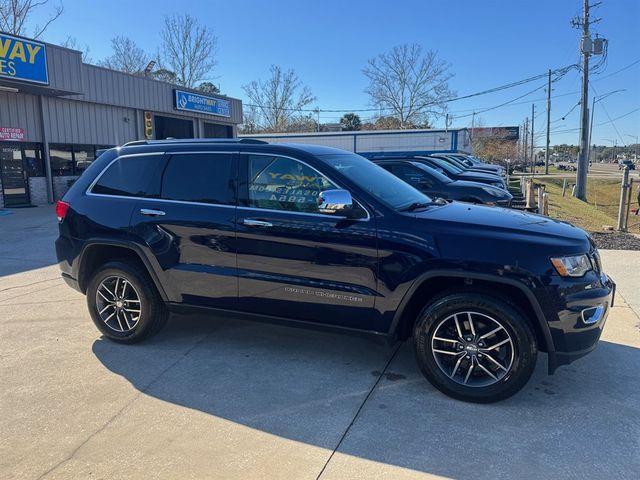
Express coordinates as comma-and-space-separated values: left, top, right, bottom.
1, 206, 639, 480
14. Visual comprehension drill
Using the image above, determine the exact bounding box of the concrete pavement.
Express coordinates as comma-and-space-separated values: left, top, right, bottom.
1, 207, 639, 479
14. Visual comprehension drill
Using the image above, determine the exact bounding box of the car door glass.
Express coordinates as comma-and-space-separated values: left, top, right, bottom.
248, 155, 336, 213
92, 154, 163, 197
392, 165, 433, 188
161, 153, 235, 205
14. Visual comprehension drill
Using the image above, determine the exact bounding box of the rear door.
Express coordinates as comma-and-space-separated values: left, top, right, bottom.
235, 152, 381, 331
130, 151, 238, 309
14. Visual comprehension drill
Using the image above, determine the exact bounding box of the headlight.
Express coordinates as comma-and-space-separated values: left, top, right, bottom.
550, 254, 592, 277
481, 186, 503, 197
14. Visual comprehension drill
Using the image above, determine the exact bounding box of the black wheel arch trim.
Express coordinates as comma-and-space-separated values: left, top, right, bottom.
77, 239, 169, 302
387, 270, 557, 374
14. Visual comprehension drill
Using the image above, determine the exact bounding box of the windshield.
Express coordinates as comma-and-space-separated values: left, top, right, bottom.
423, 157, 463, 174
320, 153, 432, 210
411, 162, 453, 183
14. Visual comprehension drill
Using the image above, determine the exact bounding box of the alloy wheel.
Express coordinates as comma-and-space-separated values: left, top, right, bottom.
431, 311, 515, 387
95, 275, 142, 333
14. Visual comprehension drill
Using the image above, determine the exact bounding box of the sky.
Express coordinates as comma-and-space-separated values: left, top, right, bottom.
27, 0, 640, 147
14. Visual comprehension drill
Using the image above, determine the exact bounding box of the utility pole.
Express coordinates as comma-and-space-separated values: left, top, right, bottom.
545, 69, 552, 175
531, 104, 535, 174
524, 117, 529, 168
574, 0, 593, 200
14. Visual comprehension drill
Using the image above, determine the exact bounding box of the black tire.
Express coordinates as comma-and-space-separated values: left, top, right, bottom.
413, 290, 537, 403
86, 261, 168, 343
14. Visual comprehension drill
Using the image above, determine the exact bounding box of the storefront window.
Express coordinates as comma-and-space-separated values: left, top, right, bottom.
23, 144, 45, 177
50, 144, 74, 176
73, 145, 96, 174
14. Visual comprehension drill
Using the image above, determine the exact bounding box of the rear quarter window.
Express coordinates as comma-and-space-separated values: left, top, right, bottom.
91, 154, 163, 197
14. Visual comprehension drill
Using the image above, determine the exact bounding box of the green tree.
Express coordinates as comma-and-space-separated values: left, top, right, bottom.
340, 113, 362, 131
198, 82, 220, 94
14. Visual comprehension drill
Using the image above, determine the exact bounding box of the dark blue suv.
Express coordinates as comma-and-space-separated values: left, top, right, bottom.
55, 139, 615, 403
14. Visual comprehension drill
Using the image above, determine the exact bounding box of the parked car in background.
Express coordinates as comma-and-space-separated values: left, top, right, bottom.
56, 139, 614, 403
619, 160, 636, 170
431, 153, 504, 176
409, 156, 507, 190
374, 159, 512, 207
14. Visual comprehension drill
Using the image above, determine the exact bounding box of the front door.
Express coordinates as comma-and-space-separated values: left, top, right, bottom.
0, 145, 29, 206
236, 153, 380, 331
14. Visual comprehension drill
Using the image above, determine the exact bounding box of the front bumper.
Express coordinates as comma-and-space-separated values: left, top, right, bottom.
549, 273, 615, 369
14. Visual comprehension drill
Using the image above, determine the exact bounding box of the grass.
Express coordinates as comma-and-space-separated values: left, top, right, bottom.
515, 176, 640, 233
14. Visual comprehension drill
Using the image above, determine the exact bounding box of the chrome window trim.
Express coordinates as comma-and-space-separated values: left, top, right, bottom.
244, 152, 371, 222
86, 150, 238, 208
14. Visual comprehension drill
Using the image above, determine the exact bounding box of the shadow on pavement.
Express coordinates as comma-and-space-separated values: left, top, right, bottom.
92, 313, 640, 479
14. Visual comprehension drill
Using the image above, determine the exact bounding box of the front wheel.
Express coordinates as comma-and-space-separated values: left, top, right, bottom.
413, 291, 537, 403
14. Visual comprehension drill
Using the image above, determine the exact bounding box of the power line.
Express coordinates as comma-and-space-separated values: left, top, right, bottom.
243, 64, 578, 114
593, 58, 640, 81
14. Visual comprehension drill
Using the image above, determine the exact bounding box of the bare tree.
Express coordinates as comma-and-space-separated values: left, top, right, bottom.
98, 36, 148, 75
0, 0, 63, 38
363, 44, 454, 128
242, 65, 316, 132
60, 35, 91, 63
151, 68, 177, 84
159, 13, 217, 88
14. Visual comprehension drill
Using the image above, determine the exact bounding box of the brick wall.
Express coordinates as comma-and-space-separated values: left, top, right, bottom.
28, 177, 49, 205
53, 176, 80, 201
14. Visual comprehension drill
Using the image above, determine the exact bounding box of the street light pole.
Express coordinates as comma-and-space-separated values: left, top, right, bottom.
588, 90, 625, 166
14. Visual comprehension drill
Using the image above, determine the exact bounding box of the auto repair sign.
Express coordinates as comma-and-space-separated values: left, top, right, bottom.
0, 33, 49, 85
0, 127, 24, 140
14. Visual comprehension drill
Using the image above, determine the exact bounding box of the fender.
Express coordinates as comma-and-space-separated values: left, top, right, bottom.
387, 270, 557, 374
77, 238, 170, 302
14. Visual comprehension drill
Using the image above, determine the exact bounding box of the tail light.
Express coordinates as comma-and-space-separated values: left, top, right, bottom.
56, 200, 70, 222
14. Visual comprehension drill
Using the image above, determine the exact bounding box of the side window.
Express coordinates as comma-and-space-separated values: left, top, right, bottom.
392, 165, 433, 188
248, 155, 336, 213
160, 153, 235, 205
92, 155, 162, 197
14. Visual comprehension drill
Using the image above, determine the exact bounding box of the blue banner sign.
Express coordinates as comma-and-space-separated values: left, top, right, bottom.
0, 33, 48, 85
174, 89, 231, 117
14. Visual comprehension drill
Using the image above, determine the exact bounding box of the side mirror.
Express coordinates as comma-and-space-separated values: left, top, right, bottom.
317, 189, 354, 216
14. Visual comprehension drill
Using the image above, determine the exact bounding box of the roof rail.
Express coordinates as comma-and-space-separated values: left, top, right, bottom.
121, 138, 268, 147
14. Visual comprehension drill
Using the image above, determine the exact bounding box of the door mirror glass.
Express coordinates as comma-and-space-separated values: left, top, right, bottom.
317, 189, 354, 216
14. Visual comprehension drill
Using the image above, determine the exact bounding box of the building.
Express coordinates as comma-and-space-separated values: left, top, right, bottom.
0, 32, 242, 208
240, 128, 471, 158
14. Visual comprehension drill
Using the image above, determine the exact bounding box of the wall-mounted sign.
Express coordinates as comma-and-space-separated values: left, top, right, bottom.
0, 127, 24, 141
174, 89, 230, 117
0, 33, 48, 85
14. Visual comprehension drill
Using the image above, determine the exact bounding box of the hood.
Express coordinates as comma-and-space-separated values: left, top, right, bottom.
413, 201, 590, 249
458, 170, 503, 182
449, 181, 512, 198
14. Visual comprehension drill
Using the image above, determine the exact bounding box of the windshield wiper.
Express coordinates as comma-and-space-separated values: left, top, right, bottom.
399, 202, 432, 212
400, 198, 449, 212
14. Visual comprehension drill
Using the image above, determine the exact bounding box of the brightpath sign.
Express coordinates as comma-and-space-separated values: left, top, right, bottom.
0, 127, 25, 141
174, 89, 231, 117
0, 33, 48, 85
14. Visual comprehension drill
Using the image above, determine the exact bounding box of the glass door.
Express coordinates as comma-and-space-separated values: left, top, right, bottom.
1, 145, 30, 207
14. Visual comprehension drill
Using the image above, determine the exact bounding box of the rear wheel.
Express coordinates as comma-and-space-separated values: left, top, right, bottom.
86, 261, 168, 343
413, 291, 537, 403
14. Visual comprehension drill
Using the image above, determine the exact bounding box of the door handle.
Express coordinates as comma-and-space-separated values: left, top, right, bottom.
242, 219, 273, 227
140, 208, 166, 216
